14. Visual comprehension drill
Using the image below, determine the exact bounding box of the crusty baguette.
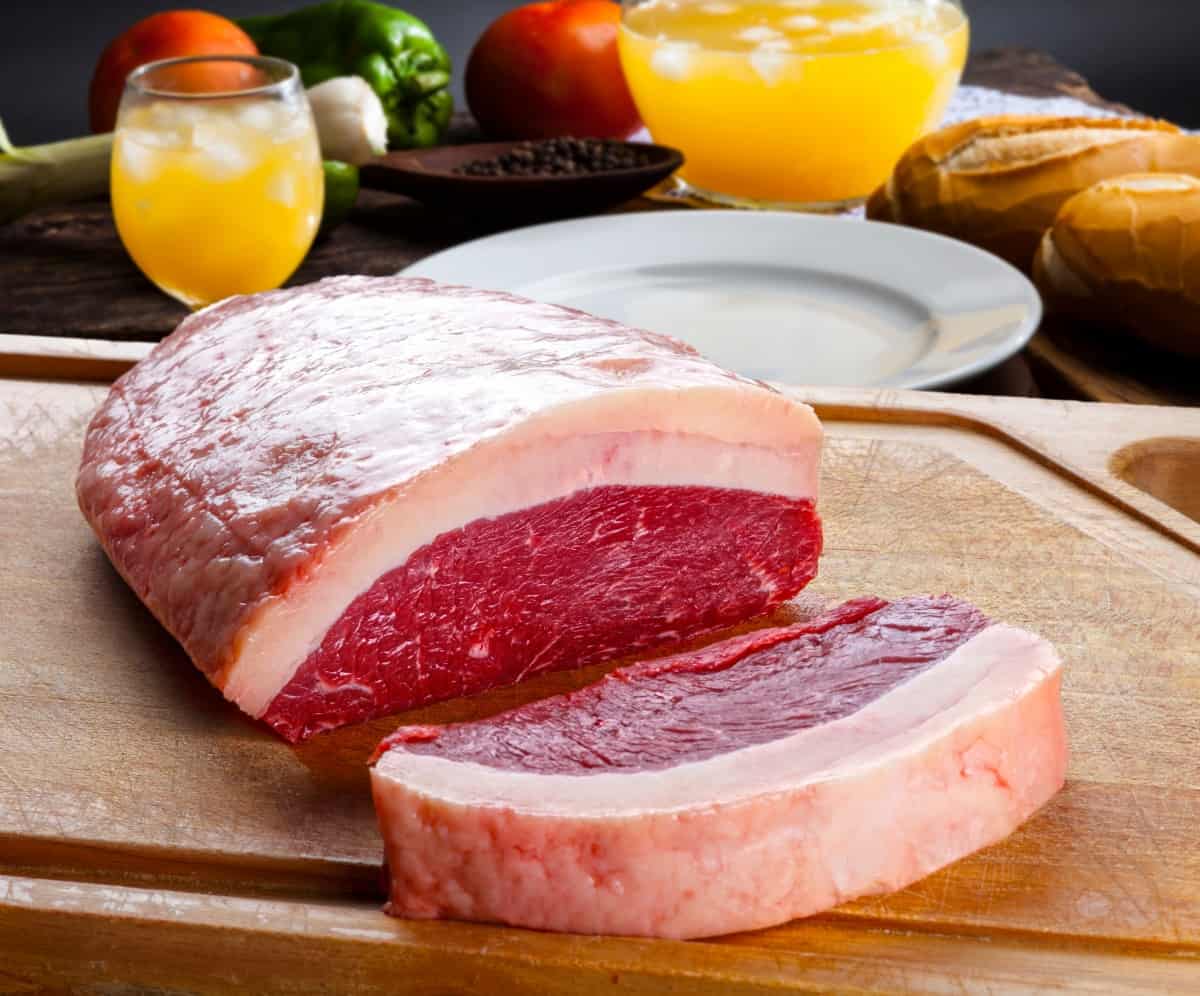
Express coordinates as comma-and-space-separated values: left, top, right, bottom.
866, 115, 1200, 271
1033, 173, 1200, 359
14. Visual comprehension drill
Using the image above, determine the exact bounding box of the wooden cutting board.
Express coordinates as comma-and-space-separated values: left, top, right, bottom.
1, 363, 1198, 994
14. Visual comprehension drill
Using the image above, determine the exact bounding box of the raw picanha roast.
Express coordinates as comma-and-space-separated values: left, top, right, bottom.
372, 595, 1068, 938
76, 276, 823, 741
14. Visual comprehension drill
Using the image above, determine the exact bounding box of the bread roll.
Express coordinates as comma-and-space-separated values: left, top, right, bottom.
1033, 173, 1200, 359
866, 115, 1200, 271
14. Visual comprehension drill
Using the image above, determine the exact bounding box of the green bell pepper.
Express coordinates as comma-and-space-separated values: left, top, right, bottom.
239, 1, 453, 149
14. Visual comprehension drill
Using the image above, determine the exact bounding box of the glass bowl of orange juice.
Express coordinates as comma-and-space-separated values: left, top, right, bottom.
619, 0, 968, 209
111, 55, 323, 309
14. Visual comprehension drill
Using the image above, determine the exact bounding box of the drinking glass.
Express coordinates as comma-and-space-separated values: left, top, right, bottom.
618, 0, 969, 210
111, 55, 323, 309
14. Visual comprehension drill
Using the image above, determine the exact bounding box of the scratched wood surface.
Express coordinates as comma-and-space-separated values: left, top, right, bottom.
0, 374, 1197, 994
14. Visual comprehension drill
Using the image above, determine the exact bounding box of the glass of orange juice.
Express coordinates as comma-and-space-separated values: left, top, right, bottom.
112, 55, 323, 309
619, 0, 968, 209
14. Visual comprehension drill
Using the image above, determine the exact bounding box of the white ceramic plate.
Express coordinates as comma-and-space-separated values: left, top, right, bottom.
404, 212, 1042, 389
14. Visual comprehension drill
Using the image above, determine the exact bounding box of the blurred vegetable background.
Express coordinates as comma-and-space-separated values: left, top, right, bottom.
12, 0, 1200, 231
0, 121, 112, 225
0, 2, 445, 227
466, 0, 640, 141
2, 58, 382, 225
239, 0, 453, 148
89, 10, 259, 132
9, 0, 1200, 146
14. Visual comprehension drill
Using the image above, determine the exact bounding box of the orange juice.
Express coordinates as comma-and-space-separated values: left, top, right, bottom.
619, 0, 968, 205
112, 98, 323, 308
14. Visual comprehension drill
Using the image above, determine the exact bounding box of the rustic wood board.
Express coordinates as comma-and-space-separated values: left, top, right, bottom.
1, 375, 1197, 994
0, 48, 1192, 407
1025, 321, 1200, 407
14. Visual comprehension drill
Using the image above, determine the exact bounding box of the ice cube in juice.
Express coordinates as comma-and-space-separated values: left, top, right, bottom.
111, 97, 323, 308
618, 0, 969, 205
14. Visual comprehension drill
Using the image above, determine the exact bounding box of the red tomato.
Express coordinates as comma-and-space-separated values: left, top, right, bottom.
466, 0, 642, 140
89, 10, 259, 133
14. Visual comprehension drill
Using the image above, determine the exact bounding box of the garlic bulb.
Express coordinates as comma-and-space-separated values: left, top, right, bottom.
306, 76, 388, 166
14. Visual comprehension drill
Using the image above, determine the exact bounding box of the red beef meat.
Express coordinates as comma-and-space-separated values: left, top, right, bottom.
372, 595, 1068, 938
76, 275, 823, 740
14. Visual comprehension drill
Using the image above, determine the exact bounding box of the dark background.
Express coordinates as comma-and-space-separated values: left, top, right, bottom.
3, 0, 1198, 144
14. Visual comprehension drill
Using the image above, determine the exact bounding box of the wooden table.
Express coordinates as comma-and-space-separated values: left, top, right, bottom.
0, 49, 1195, 405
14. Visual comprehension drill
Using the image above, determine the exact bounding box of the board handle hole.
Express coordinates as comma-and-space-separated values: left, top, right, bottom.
1110, 438, 1200, 525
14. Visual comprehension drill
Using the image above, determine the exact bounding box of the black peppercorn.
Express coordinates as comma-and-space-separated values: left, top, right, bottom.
455, 138, 654, 178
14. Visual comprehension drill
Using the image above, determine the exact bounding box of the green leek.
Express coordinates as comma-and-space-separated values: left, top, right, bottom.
0, 118, 112, 225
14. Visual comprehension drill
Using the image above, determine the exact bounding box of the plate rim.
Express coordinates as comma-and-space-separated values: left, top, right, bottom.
402, 211, 1043, 391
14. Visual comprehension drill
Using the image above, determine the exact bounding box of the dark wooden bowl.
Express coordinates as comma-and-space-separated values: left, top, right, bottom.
358, 141, 684, 218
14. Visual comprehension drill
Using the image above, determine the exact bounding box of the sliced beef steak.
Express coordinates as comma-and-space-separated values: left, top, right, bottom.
76, 276, 823, 741
372, 595, 1068, 939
